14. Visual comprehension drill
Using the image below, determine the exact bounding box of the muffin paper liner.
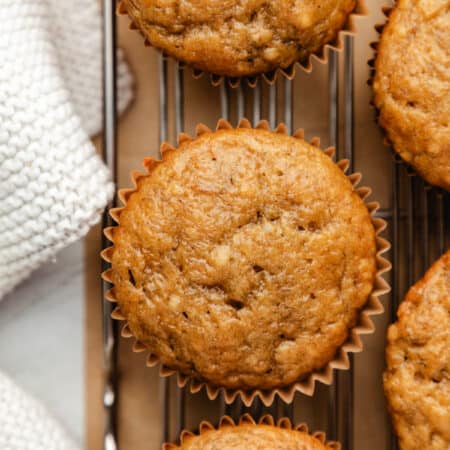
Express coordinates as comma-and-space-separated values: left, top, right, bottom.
117, 0, 368, 88
367, 4, 395, 92
368, 6, 400, 156
163, 413, 341, 449
101, 119, 391, 407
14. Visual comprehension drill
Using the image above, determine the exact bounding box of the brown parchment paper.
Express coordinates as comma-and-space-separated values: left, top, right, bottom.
86, 1, 394, 449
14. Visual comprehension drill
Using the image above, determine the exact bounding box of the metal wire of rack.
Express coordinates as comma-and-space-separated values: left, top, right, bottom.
101, 1, 449, 449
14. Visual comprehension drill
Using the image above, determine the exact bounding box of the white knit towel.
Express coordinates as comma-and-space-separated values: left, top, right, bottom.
0, 0, 132, 300
0, 0, 132, 447
0, 371, 80, 450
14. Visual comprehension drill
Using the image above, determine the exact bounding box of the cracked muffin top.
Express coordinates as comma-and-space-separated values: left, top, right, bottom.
384, 250, 450, 450
167, 424, 333, 449
109, 128, 377, 390
372, 0, 450, 191
120, 0, 356, 77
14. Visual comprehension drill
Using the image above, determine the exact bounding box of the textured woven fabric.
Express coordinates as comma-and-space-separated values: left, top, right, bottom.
0, 371, 79, 450
0, 0, 132, 300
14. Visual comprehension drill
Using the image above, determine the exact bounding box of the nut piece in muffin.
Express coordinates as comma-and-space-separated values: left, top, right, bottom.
384, 250, 450, 450
166, 423, 334, 450
372, 0, 450, 191
120, 0, 357, 77
109, 126, 377, 393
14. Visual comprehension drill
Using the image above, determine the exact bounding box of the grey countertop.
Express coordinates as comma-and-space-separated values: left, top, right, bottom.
0, 242, 84, 447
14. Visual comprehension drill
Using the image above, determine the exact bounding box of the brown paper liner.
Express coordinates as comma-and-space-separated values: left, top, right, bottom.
117, 0, 368, 88
368, 6, 406, 167
101, 118, 391, 407
368, 5, 440, 191
163, 414, 341, 449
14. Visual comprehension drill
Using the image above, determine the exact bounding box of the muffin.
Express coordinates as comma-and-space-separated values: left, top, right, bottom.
119, 0, 358, 78
384, 250, 450, 450
164, 415, 340, 450
103, 120, 387, 403
372, 0, 450, 191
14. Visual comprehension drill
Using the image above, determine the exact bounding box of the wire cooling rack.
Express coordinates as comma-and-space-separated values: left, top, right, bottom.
100, 1, 450, 449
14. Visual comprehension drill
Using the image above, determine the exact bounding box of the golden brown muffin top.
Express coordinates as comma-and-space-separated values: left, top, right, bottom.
372, 0, 450, 191
169, 424, 332, 449
121, 0, 356, 77
384, 250, 450, 450
111, 128, 377, 390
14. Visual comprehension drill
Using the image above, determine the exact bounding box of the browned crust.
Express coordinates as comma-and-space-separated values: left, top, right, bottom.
117, 0, 368, 86
371, 1, 450, 192
384, 250, 450, 450
391, 250, 450, 316
163, 414, 340, 450
101, 119, 391, 406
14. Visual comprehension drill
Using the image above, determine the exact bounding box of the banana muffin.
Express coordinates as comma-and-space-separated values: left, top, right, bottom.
108, 126, 377, 391
119, 0, 357, 77
372, 0, 450, 191
165, 423, 334, 449
384, 250, 450, 450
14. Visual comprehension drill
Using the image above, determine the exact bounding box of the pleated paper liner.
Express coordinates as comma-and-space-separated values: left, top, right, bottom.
367, 4, 394, 89
368, 4, 447, 193
368, 5, 408, 173
117, 0, 368, 88
101, 118, 391, 407
163, 414, 341, 449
